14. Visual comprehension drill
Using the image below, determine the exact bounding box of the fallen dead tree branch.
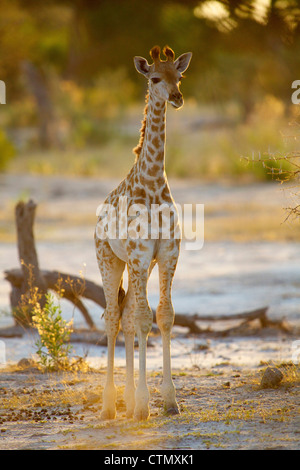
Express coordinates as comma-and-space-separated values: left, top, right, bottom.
4, 268, 100, 329
154, 307, 271, 335
3, 267, 290, 338
158, 306, 290, 335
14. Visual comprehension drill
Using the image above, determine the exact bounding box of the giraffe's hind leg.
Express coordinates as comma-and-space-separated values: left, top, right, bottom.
95, 237, 125, 419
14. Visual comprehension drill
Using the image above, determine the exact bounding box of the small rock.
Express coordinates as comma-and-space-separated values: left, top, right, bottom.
193, 340, 209, 351
17, 358, 36, 369
260, 367, 283, 389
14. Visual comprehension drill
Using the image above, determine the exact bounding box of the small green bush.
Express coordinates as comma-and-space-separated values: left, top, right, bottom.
32, 293, 74, 371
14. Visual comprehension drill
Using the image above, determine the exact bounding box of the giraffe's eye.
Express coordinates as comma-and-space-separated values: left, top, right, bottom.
151, 77, 161, 84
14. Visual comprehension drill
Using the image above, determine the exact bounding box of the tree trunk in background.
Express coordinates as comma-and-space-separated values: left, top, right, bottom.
13, 200, 47, 326
22, 61, 58, 148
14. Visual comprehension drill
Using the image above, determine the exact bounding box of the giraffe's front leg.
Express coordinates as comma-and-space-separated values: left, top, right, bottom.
127, 253, 154, 421
95, 237, 125, 420
101, 304, 122, 419
131, 295, 153, 421
121, 280, 136, 419
156, 240, 180, 416
101, 323, 119, 420
156, 312, 179, 415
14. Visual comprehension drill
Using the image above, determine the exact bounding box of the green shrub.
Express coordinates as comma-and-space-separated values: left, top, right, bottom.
32, 293, 74, 371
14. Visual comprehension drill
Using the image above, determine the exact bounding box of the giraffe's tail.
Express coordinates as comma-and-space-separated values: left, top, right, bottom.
118, 277, 126, 309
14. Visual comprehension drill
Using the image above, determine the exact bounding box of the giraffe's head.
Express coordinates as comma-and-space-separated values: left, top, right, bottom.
134, 45, 192, 109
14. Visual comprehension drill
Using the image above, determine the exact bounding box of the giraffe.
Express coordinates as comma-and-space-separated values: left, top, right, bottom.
94, 45, 192, 421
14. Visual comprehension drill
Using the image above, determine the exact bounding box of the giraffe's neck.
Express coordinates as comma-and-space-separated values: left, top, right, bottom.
136, 91, 167, 180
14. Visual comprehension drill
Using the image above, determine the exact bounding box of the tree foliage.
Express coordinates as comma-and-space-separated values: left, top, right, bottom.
1, 0, 300, 149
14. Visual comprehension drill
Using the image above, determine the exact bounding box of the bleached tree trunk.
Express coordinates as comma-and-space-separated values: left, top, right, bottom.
12, 200, 47, 326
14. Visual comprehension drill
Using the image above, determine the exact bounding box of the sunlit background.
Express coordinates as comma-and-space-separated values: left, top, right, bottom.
0, 0, 299, 179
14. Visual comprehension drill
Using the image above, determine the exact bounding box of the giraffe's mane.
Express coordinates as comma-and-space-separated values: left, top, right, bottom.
133, 91, 149, 160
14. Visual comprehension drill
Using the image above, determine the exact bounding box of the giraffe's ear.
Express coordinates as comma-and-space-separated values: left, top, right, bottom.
174, 52, 192, 74
134, 56, 150, 77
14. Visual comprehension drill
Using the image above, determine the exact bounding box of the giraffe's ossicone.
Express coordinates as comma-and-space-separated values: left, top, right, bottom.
95, 45, 192, 421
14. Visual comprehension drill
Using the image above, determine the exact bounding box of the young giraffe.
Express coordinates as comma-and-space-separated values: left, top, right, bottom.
95, 45, 192, 421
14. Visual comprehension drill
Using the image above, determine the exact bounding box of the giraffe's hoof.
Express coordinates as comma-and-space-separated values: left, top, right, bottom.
101, 408, 116, 420
164, 406, 180, 416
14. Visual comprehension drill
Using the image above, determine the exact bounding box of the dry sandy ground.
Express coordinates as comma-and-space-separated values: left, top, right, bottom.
0, 363, 299, 450
0, 175, 299, 450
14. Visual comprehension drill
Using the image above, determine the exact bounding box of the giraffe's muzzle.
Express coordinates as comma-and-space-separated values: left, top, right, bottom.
168, 91, 183, 109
